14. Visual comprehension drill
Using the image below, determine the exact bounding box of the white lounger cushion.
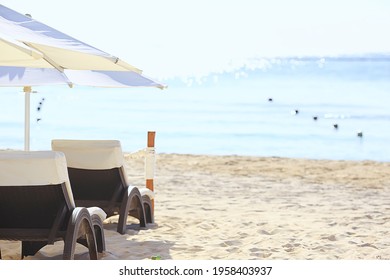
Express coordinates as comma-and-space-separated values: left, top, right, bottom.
0, 150, 75, 208
51, 139, 124, 170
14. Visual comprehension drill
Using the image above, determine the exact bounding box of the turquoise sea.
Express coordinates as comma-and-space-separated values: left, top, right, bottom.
1, 56, 390, 161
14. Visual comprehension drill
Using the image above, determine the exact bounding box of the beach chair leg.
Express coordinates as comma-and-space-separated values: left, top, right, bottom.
21, 241, 48, 259
64, 207, 98, 260
79, 213, 105, 253
142, 195, 154, 224
118, 189, 147, 234
92, 217, 106, 253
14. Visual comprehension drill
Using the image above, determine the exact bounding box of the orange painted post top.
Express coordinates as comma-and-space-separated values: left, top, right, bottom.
147, 131, 156, 148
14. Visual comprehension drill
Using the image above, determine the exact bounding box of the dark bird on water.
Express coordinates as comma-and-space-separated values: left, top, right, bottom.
333, 124, 338, 129
291, 109, 299, 115
313, 116, 318, 121
36, 98, 45, 112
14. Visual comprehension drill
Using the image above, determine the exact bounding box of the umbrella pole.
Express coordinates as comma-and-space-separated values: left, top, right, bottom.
23, 86, 32, 151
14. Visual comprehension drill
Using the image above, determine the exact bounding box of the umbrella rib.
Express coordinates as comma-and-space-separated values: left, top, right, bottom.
115, 59, 143, 74
23, 42, 65, 72
23, 42, 73, 87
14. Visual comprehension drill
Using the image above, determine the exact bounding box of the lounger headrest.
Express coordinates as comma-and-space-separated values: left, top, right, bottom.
51, 139, 125, 170
0, 150, 75, 207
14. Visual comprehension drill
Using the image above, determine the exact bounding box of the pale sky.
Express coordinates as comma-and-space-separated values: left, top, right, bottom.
2, 0, 390, 79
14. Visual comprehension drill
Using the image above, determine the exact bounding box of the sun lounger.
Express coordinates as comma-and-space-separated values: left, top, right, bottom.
0, 151, 106, 260
51, 140, 154, 234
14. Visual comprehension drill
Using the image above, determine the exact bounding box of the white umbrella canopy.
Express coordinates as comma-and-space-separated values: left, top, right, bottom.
0, 4, 139, 72
0, 5, 166, 150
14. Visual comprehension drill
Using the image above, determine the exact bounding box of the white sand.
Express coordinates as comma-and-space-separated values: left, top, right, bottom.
1, 153, 390, 260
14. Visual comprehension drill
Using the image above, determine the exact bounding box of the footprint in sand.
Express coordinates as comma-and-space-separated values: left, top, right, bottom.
258, 229, 281, 235
322, 235, 337, 241
282, 246, 294, 253
249, 248, 261, 253
227, 247, 240, 253
357, 243, 378, 249
220, 240, 242, 247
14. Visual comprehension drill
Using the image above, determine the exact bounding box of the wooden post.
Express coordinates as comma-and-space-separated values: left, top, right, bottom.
146, 131, 156, 212
147, 131, 155, 148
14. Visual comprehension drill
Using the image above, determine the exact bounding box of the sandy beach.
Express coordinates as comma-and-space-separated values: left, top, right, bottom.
1, 153, 390, 260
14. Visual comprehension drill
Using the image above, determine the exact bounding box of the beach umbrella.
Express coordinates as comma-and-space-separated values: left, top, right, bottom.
0, 4, 139, 72
0, 5, 165, 150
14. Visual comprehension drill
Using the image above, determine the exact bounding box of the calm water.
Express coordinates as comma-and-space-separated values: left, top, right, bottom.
1, 57, 390, 161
